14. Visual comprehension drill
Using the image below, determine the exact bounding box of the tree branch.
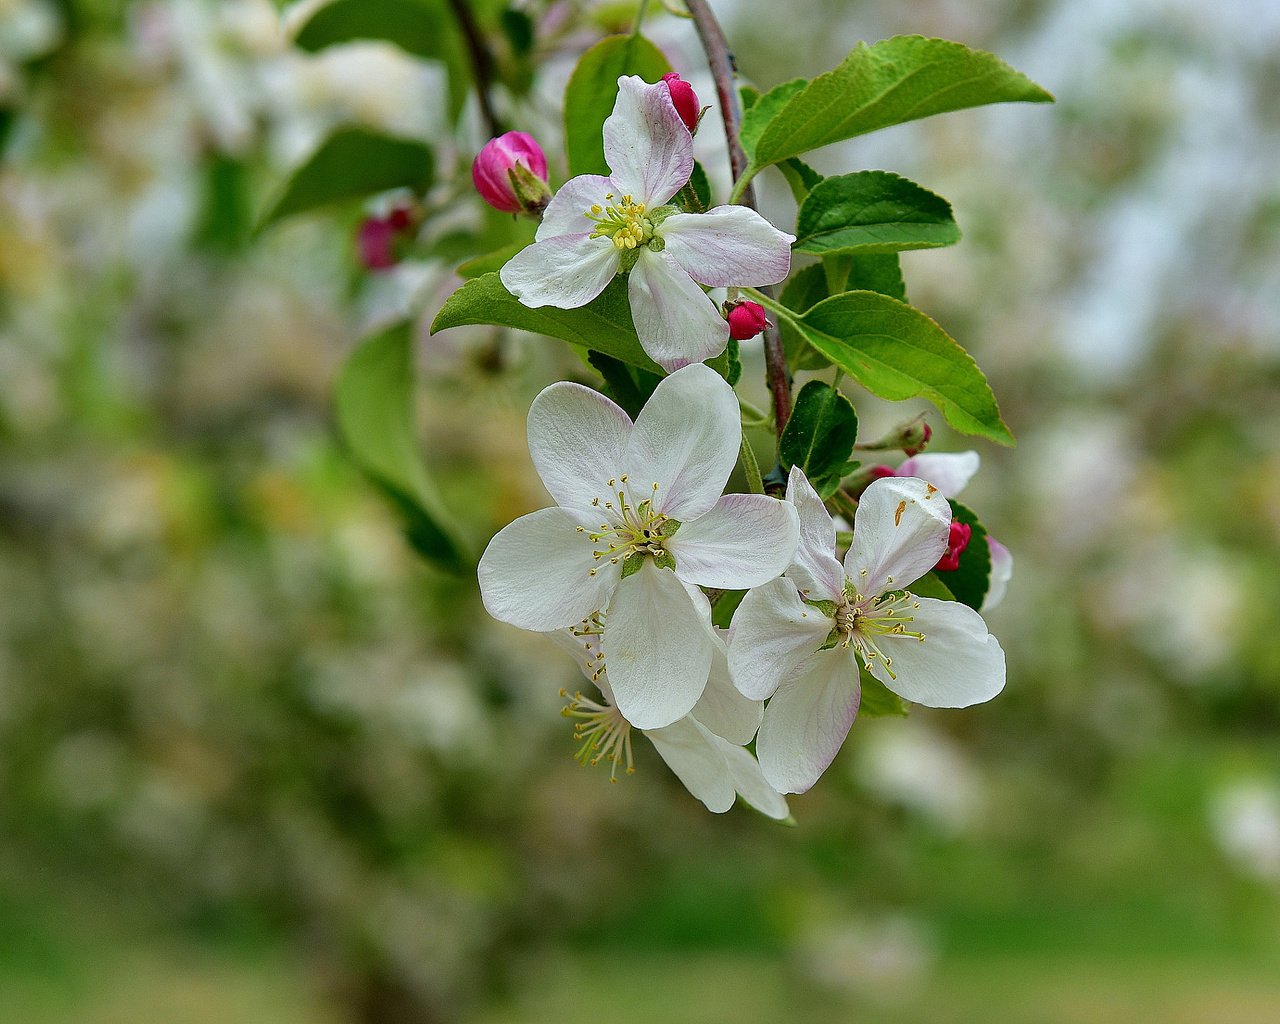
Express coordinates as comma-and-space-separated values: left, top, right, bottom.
684, 0, 793, 436
445, 0, 504, 139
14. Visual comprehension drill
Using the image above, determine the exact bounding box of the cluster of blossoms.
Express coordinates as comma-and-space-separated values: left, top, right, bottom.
471, 74, 1009, 817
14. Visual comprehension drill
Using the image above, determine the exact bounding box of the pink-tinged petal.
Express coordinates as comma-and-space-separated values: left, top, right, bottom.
981, 537, 1013, 613
478, 507, 620, 631
756, 646, 860, 795
536, 173, 615, 240
866, 597, 1005, 708
897, 451, 980, 499
627, 250, 729, 371
845, 476, 950, 597
659, 206, 795, 287
624, 363, 738, 521
602, 561, 715, 729
669, 493, 799, 589
785, 467, 845, 602
500, 233, 618, 309
690, 640, 762, 745
603, 75, 694, 207
712, 737, 791, 819
727, 577, 833, 701
527, 381, 631, 511
646, 716, 736, 813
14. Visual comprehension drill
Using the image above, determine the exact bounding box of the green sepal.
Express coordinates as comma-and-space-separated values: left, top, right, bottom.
858, 666, 910, 718
621, 552, 646, 578
657, 518, 682, 538
653, 550, 677, 572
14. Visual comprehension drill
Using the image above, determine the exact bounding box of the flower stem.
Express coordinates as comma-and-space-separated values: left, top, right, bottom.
685, 0, 793, 436
739, 435, 764, 494
632, 0, 653, 36
445, 0, 503, 139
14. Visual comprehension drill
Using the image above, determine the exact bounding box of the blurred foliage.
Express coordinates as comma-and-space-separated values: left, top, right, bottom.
1, 0, 1279, 1022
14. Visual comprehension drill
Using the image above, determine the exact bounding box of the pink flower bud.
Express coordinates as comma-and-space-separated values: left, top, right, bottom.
725, 300, 768, 340
933, 521, 972, 572
662, 72, 700, 134
357, 206, 415, 271
903, 421, 932, 458
471, 131, 550, 215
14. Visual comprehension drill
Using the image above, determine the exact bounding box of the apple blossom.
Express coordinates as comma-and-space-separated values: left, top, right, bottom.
499, 75, 794, 371
547, 616, 789, 819
728, 468, 1005, 794
478, 363, 799, 730
871, 450, 1013, 611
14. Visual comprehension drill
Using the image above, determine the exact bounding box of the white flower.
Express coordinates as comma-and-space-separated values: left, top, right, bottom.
546, 617, 789, 820
728, 468, 1005, 794
500, 75, 794, 372
888, 450, 1013, 613
478, 363, 799, 730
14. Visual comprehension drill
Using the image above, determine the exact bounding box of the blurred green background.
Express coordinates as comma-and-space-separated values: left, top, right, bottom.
2, 1, 1279, 1021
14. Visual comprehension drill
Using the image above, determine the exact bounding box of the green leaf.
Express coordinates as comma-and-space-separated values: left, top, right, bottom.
292, 0, 471, 120
431, 272, 661, 373
587, 350, 662, 418
778, 264, 833, 371
779, 381, 859, 499
565, 34, 671, 177
750, 36, 1053, 170
847, 254, 906, 302
455, 241, 530, 279
795, 171, 960, 256
500, 8, 536, 57
859, 667, 910, 717
738, 77, 807, 161
938, 500, 991, 610
335, 322, 469, 573
259, 128, 434, 228
791, 290, 1014, 445
777, 158, 823, 204
910, 572, 956, 602
711, 589, 747, 629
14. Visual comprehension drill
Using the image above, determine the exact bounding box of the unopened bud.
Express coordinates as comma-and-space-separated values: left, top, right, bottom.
934, 521, 972, 572
357, 205, 415, 271
725, 300, 769, 340
843, 463, 897, 498
471, 131, 550, 216
859, 415, 932, 456
662, 73, 701, 134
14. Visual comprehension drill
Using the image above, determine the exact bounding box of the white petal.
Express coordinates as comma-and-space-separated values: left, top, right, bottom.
866, 596, 1005, 708
602, 561, 715, 729
645, 717, 735, 813
478, 507, 620, 631
603, 75, 693, 207
527, 381, 631, 510
785, 466, 845, 602
627, 250, 729, 371
845, 476, 950, 597
543, 627, 598, 682
624, 362, 739, 521
896, 451, 980, 499
727, 577, 834, 701
712, 736, 791, 820
659, 206, 795, 287
536, 173, 615, 240
981, 537, 1013, 613
690, 640, 762, 744
500, 233, 618, 309
669, 493, 798, 589
756, 646, 860, 795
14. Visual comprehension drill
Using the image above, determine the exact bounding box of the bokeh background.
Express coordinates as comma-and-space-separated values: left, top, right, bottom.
3, 1, 1279, 1021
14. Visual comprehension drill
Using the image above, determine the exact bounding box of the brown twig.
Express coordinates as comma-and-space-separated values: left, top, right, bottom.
445, 0, 504, 139
684, 0, 793, 436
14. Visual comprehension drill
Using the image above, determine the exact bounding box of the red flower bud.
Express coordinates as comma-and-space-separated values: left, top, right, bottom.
471, 131, 550, 215
934, 521, 972, 572
867, 464, 898, 482
357, 206, 415, 271
662, 72, 700, 134
903, 421, 933, 458
725, 301, 768, 340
